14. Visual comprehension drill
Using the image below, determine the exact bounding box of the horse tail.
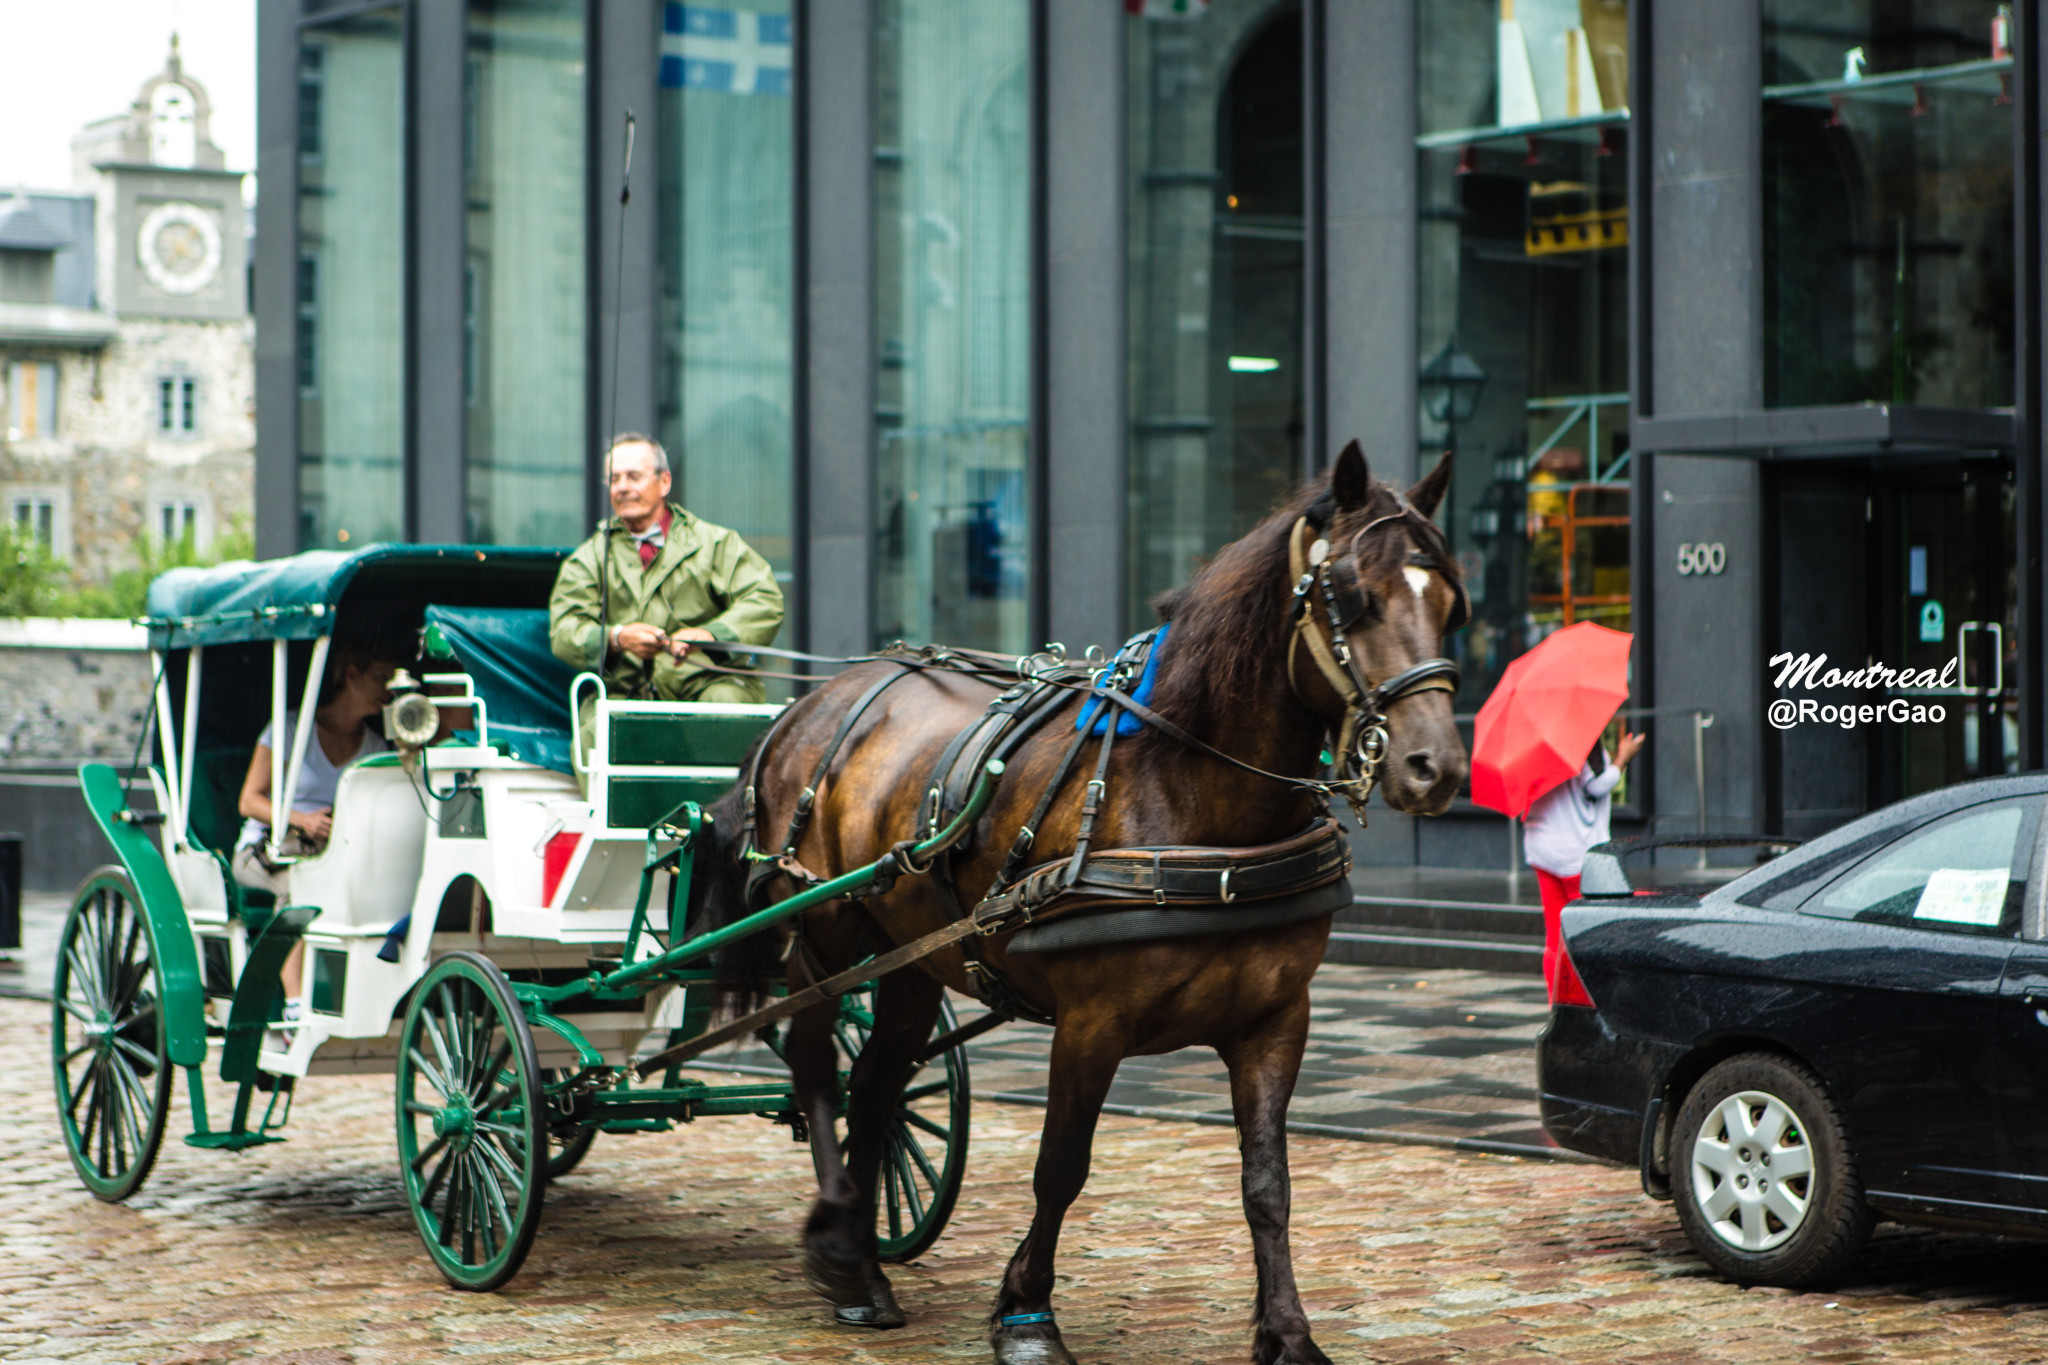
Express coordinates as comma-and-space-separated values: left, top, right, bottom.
682, 744, 787, 1020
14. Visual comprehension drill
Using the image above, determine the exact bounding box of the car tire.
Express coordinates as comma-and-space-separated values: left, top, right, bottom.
1670, 1053, 1873, 1288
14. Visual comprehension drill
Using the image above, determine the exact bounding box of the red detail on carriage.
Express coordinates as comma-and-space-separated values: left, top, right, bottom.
542, 831, 583, 906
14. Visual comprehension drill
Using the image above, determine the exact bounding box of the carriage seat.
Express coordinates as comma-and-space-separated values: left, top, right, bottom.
184, 747, 276, 920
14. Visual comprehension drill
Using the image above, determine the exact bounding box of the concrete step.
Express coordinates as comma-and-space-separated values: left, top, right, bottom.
1326, 894, 1544, 974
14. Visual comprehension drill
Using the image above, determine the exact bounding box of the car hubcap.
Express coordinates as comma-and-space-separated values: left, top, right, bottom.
1690, 1089, 1816, 1252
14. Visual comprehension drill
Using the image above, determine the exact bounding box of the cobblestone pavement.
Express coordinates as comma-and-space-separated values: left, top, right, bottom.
956, 969, 1563, 1159
11, 997, 2048, 1363
4, 894, 1564, 1158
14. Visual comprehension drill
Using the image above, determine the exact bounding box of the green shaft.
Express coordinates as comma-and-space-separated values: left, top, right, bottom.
602, 759, 1005, 991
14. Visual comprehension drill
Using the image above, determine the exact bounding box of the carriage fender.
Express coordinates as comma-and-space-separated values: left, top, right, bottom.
79, 762, 209, 1069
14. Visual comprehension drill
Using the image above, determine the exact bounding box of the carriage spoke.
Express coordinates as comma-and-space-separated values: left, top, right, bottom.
408, 1047, 458, 1102
110, 1033, 159, 1069
897, 1123, 943, 1189
881, 1144, 903, 1241
64, 945, 107, 1012
891, 1138, 928, 1225
56, 995, 99, 1026
901, 1079, 948, 1103
899, 1109, 951, 1142
468, 1153, 500, 1262
421, 1004, 461, 1092
473, 1152, 513, 1250
472, 1129, 524, 1187
420, 1139, 458, 1208
410, 1131, 451, 1174
405, 1100, 444, 1118
438, 1153, 467, 1250
471, 1040, 512, 1106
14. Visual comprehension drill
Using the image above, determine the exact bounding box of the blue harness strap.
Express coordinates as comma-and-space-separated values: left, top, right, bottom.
1075, 624, 1170, 738
1000, 1311, 1057, 1327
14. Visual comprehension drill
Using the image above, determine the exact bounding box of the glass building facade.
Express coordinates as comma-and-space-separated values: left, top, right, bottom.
256, 0, 2048, 867
295, 7, 405, 549
872, 0, 1032, 653
463, 0, 589, 547
657, 0, 795, 595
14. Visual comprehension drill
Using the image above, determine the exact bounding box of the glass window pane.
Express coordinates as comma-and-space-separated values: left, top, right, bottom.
1811, 800, 2027, 934
297, 12, 405, 549
658, 0, 795, 615
465, 0, 587, 547
874, 0, 1030, 652
1763, 1, 2014, 408
1420, 2, 1632, 723
1126, 3, 1304, 626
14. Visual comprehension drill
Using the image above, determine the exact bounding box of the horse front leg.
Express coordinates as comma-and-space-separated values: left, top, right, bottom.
989, 1016, 1122, 1365
1220, 992, 1332, 1365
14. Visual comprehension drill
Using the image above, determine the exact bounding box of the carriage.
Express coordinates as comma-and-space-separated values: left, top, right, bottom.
50, 544, 981, 1290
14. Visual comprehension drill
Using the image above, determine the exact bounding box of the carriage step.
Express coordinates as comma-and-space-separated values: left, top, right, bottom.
185, 1129, 287, 1150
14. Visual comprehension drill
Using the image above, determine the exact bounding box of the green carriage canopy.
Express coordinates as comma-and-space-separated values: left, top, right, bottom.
144, 544, 572, 650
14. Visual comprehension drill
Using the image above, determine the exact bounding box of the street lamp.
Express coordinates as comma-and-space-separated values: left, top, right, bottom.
1419, 336, 1488, 428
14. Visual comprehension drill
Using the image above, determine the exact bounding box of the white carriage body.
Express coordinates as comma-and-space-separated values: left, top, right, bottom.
149, 654, 779, 1081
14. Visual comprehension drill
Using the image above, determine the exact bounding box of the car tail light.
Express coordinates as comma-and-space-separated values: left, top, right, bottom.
541, 830, 583, 907
1552, 939, 1597, 1009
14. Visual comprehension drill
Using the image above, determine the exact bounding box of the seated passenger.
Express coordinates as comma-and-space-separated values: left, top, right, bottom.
232, 641, 403, 1017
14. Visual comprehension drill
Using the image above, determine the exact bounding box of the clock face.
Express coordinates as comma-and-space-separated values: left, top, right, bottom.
136, 201, 222, 296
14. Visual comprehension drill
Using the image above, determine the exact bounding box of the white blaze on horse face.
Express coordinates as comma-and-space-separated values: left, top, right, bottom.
1403, 565, 1432, 598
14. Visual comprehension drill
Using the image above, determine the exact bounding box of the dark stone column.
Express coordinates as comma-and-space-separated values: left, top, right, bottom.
411, 0, 467, 543
254, 0, 300, 557
1644, 0, 1766, 849
800, 0, 875, 656
1042, 0, 1125, 655
591, 0, 662, 531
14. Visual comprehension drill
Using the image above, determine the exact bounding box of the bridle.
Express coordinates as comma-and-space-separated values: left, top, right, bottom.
1286, 499, 1466, 823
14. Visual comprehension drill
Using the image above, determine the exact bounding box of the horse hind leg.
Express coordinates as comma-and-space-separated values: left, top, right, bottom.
1220, 992, 1333, 1365
792, 967, 946, 1328
989, 1017, 1122, 1365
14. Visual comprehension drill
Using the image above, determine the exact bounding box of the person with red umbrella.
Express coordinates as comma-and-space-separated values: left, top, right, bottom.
1523, 727, 1645, 995
1469, 620, 1644, 1000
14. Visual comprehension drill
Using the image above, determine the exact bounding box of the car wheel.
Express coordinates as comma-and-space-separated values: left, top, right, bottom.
1670, 1053, 1873, 1288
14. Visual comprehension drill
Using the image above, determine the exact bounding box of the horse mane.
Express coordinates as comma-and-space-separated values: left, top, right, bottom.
1144, 473, 1453, 738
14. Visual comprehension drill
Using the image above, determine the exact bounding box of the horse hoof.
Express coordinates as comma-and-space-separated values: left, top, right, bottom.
805, 1248, 906, 1329
991, 1324, 1079, 1365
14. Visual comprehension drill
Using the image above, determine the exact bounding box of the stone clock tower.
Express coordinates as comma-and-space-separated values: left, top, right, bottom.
73, 35, 246, 321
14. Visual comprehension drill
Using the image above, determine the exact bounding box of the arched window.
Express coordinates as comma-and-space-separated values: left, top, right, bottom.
151, 83, 198, 168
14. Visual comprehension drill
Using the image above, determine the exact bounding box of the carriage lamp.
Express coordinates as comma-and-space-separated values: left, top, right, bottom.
383, 668, 441, 757
1420, 337, 1487, 426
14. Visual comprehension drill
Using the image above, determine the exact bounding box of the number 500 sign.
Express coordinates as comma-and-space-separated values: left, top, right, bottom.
1677, 542, 1726, 576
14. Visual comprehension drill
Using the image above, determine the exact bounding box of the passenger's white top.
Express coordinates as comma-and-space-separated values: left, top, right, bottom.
1522, 758, 1623, 878
235, 711, 389, 850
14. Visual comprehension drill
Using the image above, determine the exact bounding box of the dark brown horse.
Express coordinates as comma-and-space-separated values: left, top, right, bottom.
694, 443, 1468, 1364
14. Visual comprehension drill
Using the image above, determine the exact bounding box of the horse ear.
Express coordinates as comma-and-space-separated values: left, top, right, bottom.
1407, 450, 1453, 519
1331, 440, 1371, 510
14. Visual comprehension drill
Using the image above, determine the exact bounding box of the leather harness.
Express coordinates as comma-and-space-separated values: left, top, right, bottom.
729, 500, 1465, 1023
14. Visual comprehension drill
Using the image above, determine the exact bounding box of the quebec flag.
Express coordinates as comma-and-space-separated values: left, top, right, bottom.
662, 5, 792, 96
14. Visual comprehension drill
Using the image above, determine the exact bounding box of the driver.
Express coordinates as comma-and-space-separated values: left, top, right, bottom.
548, 433, 784, 708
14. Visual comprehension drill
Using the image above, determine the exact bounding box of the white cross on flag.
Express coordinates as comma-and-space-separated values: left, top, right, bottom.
661, 4, 793, 95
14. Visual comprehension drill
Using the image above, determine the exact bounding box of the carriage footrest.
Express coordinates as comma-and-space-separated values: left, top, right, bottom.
185, 1129, 287, 1150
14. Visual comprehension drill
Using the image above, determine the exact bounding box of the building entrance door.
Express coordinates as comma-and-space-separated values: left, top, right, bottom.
1871, 458, 2016, 802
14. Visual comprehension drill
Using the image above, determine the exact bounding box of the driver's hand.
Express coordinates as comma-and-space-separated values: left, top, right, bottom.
292, 808, 333, 842
614, 623, 668, 661
667, 627, 715, 661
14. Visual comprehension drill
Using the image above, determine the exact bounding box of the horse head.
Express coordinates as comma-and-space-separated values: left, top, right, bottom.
1293, 440, 1470, 815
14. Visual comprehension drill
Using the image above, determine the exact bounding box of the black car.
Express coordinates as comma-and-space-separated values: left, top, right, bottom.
1539, 775, 2048, 1287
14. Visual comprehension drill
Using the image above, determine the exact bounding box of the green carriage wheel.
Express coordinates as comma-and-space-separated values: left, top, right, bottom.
539, 1070, 599, 1179
50, 868, 174, 1203
814, 991, 971, 1263
396, 952, 548, 1291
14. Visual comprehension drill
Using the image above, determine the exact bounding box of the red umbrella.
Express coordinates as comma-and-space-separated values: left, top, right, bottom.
1470, 621, 1634, 818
